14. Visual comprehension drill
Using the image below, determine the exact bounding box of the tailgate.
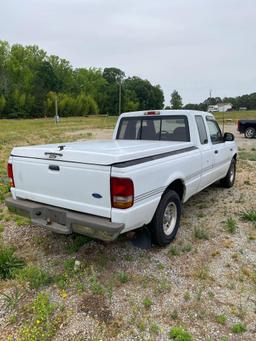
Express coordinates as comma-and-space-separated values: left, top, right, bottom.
11, 157, 111, 218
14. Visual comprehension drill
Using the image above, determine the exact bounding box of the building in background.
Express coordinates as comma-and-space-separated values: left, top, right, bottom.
208, 103, 232, 112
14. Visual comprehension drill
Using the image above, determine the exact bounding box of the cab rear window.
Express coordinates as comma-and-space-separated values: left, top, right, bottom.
117, 116, 190, 142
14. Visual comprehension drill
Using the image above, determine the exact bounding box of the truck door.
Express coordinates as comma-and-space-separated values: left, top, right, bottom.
195, 115, 216, 190
205, 117, 230, 181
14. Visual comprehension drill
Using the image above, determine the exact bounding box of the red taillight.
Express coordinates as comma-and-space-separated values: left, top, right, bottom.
111, 177, 134, 209
144, 111, 160, 116
7, 163, 15, 188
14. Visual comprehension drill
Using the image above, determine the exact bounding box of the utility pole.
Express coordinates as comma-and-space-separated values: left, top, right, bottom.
118, 78, 122, 116
54, 96, 60, 124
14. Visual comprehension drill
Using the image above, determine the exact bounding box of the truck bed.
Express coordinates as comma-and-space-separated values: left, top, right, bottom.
10, 140, 194, 219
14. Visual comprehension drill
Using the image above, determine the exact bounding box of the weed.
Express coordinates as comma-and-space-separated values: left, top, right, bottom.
231, 322, 246, 334
64, 258, 76, 273
183, 291, 191, 302
0, 245, 24, 279
118, 271, 129, 284
194, 227, 209, 240
150, 323, 160, 334
208, 291, 214, 299
225, 217, 237, 234
215, 314, 227, 325
0, 287, 22, 311
169, 326, 193, 341
67, 235, 91, 253
89, 274, 104, 295
143, 297, 153, 309
170, 309, 178, 320
196, 265, 209, 280
241, 210, 256, 226
137, 320, 146, 331
17, 292, 63, 341
168, 245, 180, 256
16, 265, 52, 289
181, 243, 192, 253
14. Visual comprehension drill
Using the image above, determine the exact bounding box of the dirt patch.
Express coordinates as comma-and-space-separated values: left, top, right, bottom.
79, 293, 113, 324
65, 128, 113, 140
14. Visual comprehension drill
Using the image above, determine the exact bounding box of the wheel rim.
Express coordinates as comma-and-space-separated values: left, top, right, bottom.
163, 202, 177, 236
230, 163, 235, 183
246, 128, 254, 138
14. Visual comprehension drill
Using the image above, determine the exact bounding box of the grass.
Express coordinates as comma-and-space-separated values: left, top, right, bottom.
143, 297, 153, 309
169, 326, 193, 341
0, 116, 117, 203
215, 314, 227, 325
118, 271, 129, 284
239, 150, 256, 161
0, 115, 255, 339
241, 210, 256, 226
194, 227, 209, 240
16, 292, 63, 341
16, 265, 52, 289
231, 322, 247, 334
225, 217, 237, 234
0, 245, 25, 279
67, 234, 91, 253
213, 110, 256, 121
0, 287, 22, 311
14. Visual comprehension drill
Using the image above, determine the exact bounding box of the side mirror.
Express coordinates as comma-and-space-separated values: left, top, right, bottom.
223, 132, 234, 142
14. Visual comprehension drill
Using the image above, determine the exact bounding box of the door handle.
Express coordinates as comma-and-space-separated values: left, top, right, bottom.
214, 150, 218, 154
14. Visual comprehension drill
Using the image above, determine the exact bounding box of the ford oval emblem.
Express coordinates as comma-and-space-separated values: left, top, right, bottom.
92, 193, 102, 199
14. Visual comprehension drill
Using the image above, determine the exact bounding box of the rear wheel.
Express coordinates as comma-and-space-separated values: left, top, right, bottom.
150, 190, 181, 246
220, 158, 236, 188
244, 127, 255, 139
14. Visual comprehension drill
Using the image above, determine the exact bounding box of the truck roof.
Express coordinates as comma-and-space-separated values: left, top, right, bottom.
120, 109, 214, 119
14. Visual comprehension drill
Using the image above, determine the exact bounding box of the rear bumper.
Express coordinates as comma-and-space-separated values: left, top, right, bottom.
5, 197, 124, 241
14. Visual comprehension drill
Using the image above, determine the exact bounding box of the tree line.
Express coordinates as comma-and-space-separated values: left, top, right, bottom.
183, 93, 256, 111
0, 40, 255, 118
0, 41, 164, 118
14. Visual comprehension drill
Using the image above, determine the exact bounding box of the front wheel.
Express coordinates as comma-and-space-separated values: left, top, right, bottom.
150, 190, 181, 246
220, 158, 236, 188
244, 127, 255, 139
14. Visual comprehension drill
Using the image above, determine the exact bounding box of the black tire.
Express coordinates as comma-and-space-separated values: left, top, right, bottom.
244, 127, 255, 139
150, 190, 181, 246
220, 158, 236, 188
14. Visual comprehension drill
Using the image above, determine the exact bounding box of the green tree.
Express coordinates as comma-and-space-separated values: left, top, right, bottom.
0, 95, 6, 114
170, 90, 182, 109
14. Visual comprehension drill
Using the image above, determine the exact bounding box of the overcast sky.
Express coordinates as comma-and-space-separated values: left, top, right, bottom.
1, 0, 256, 104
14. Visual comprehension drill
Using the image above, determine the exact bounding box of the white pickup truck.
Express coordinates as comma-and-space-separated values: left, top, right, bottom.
6, 110, 237, 246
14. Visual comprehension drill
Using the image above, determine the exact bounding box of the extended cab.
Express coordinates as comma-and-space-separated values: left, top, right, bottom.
6, 110, 237, 245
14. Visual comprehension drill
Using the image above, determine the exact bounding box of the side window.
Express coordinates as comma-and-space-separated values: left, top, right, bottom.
206, 117, 223, 144
195, 115, 208, 144
140, 119, 161, 140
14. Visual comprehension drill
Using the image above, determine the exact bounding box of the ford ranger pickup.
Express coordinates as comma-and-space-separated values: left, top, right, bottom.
5, 110, 237, 245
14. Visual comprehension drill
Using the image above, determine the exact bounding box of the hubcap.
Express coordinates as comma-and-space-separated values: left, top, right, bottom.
246, 128, 254, 138
163, 202, 177, 236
